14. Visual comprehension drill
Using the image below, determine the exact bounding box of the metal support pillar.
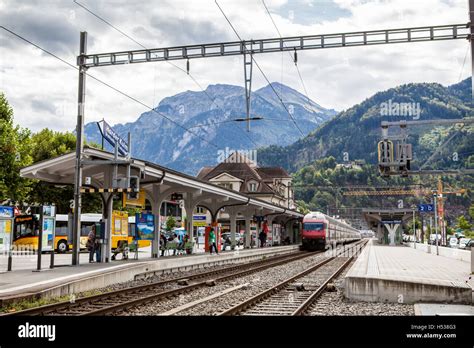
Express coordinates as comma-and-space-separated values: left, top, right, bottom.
434, 194, 439, 255
229, 210, 237, 250
103, 193, 113, 263
72, 31, 87, 266
243, 45, 253, 132
244, 215, 252, 248
151, 197, 161, 258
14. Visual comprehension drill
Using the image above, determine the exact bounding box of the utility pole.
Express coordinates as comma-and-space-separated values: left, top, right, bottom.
469, 0, 474, 99
72, 31, 87, 266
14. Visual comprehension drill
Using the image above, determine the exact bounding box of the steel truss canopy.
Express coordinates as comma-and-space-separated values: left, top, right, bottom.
20, 146, 303, 219
80, 23, 470, 68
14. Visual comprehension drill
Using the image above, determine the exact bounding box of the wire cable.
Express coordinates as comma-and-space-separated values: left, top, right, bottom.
74, 0, 259, 148
261, 0, 320, 121
0, 25, 219, 149
215, 0, 305, 136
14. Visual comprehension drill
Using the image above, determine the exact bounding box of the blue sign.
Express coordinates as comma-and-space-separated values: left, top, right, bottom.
101, 120, 129, 156
0, 206, 14, 218
135, 213, 154, 240
418, 204, 434, 213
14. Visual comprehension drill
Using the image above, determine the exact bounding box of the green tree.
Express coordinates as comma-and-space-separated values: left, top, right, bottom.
456, 216, 472, 232
296, 200, 310, 215
166, 216, 177, 232
0, 92, 32, 203
28, 129, 103, 213
469, 203, 474, 221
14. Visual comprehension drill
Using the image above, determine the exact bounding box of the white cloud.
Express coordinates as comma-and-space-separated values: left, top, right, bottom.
0, 0, 470, 134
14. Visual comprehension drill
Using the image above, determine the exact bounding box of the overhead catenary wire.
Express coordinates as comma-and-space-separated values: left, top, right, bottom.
261, 0, 321, 121
0, 25, 219, 149
73, 0, 259, 148
215, 0, 305, 137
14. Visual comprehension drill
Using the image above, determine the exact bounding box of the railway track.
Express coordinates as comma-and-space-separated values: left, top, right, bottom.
3, 249, 316, 316
219, 240, 367, 316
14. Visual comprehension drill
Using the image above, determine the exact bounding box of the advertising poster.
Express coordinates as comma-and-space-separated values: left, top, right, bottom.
0, 220, 12, 251
0, 206, 14, 252
135, 213, 154, 240
0, 206, 14, 218
42, 217, 55, 251
42, 205, 56, 217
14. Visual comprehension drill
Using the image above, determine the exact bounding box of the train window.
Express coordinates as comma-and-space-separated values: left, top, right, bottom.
303, 223, 325, 230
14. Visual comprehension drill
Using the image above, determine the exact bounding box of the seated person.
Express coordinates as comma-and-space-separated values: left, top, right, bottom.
111, 239, 129, 261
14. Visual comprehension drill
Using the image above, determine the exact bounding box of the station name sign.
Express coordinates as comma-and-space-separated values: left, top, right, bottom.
100, 120, 129, 156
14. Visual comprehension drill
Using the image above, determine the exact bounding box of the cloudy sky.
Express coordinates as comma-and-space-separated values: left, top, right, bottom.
0, 0, 471, 133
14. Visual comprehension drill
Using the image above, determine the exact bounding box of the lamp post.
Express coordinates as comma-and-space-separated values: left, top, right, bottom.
412, 206, 416, 249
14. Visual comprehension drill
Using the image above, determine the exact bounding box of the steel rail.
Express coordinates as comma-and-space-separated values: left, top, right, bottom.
291, 256, 354, 316
218, 240, 367, 316
2, 250, 314, 316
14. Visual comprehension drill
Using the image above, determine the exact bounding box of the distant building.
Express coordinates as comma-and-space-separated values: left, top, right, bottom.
197, 152, 295, 209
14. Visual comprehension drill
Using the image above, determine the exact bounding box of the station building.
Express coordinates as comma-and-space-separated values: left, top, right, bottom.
196, 152, 298, 245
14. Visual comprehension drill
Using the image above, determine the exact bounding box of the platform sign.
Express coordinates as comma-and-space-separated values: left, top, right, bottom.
100, 120, 129, 156
418, 204, 434, 213
193, 215, 207, 227
135, 213, 155, 240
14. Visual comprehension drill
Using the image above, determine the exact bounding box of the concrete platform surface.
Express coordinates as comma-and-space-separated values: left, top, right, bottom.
0, 245, 299, 305
414, 303, 474, 315
344, 240, 473, 304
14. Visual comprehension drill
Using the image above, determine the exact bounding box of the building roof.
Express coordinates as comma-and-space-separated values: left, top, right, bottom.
198, 152, 291, 196
256, 167, 291, 180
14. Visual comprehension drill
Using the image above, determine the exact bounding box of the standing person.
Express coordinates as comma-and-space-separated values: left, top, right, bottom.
160, 233, 167, 257
172, 233, 180, 256
86, 225, 96, 263
259, 230, 266, 248
94, 228, 101, 263
209, 228, 218, 255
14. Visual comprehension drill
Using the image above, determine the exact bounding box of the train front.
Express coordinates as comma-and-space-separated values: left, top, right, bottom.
301, 218, 326, 250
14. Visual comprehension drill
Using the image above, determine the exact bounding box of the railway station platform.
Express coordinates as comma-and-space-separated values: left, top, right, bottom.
344, 239, 474, 305
0, 244, 299, 306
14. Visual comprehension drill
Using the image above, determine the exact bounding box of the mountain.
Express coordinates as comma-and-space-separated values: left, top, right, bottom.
84, 82, 336, 175
258, 78, 473, 173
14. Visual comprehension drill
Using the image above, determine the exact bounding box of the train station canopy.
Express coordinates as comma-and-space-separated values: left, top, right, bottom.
20, 146, 303, 221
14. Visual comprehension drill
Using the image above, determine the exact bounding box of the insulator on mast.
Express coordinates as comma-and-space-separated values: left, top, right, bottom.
186, 59, 190, 75
294, 49, 298, 65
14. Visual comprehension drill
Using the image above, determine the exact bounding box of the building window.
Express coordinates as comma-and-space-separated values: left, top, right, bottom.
249, 182, 257, 192
218, 183, 233, 190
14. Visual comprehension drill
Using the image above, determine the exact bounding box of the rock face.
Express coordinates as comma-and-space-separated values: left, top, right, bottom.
84, 82, 336, 175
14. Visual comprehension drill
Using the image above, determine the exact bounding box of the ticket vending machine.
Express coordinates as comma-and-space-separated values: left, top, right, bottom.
0, 206, 14, 271
204, 223, 221, 252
